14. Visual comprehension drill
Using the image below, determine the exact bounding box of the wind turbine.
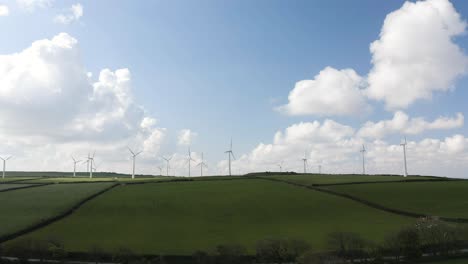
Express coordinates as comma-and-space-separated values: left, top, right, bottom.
278, 161, 283, 173
186, 147, 195, 177
162, 155, 172, 176
400, 137, 408, 177
71, 156, 82, 177
318, 164, 322, 174
360, 144, 366, 175
197, 152, 208, 176
128, 147, 142, 179
0, 156, 12, 179
157, 166, 163, 176
224, 139, 236, 176
302, 151, 308, 174
88, 151, 95, 178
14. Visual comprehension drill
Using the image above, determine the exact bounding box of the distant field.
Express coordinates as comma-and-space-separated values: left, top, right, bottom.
0, 177, 37, 183
21, 176, 174, 184
0, 184, 35, 191
261, 174, 436, 185
328, 181, 468, 219
11, 179, 414, 255
0, 183, 114, 238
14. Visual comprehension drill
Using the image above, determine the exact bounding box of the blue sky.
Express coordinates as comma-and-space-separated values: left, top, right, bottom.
0, 0, 468, 177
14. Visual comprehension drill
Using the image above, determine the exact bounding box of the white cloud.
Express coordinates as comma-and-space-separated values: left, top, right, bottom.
16, 0, 52, 11
358, 111, 464, 139
177, 129, 197, 146
54, 3, 83, 24
278, 67, 369, 116
0, 33, 172, 174
366, 0, 468, 109
0, 5, 9, 16
217, 119, 468, 178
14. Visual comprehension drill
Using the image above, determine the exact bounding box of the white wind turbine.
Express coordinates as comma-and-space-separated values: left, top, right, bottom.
88, 151, 95, 178
71, 156, 82, 177
278, 161, 283, 173
400, 137, 408, 177
157, 166, 163, 176
128, 147, 143, 179
0, 156, 12, 179
224, 139, 236, 176
197, 152, 208, 176
360, 144, 366, 175
186, 147, 195, 177
302, 151, 308, 174
162, 155, 172, 176
318, 164, 322, 174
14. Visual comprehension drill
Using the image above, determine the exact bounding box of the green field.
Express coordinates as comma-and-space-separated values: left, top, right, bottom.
328, 181, 468, 218
261, 174, 436, 186
10, 179, 414, 255
0, 183, 114, 237
0, 184, 35, 191
21, 176, 175, 184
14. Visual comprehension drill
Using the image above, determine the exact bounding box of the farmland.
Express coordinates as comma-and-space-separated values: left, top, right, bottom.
259, 173, 437, 186
327, 181, 468, 219
0, 183, 114, 238
8, 178, 415, 255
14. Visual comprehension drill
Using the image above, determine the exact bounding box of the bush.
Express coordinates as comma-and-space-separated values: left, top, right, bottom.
256, 238, 310, 263
193, 250, 212, 264
326, 232, 368, 262
215, 244, 246, 264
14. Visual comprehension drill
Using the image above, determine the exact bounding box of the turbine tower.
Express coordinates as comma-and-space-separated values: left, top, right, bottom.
318, 164, 322, 174
197, 152, 208, 176
162, 156, 172, 176
0, 156, 12, 179
302, 151, 308, 174
128, 147, 142, 179
71, 156, 81, 177
278, 161, 283, 173
224, 139, 236, 176
88, 151, 95, 179
360, 144, 366, 175
187, 147, 195, 177
400, 137, 408, 177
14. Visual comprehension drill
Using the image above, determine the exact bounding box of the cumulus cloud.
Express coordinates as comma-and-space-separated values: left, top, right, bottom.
278, 67, 369, 116
54, 3, 83, 24
366, 0, 468, 109
177, 129, 197, 146
358, 111, 464, 139
279, 0, 468, 115
0, 5, 9, 16
218, 120, 468, 178
16, 0, 52, 11
0, 33, 169, 174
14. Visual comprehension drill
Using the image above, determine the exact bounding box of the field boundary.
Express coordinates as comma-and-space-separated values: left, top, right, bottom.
0, 183, 52, 193
256, 176, 468, 223
0, 183, 120, 244
311, 178, 460, 187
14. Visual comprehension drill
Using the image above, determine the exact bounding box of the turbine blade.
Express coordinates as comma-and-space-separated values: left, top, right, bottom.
231, 152, 236, 160
128, 147, 135, 155
136, 151, 143, 156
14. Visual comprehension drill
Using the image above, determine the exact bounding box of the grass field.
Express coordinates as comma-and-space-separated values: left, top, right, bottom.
261, 174, 436, 186
0, 184, 35, 191
20, 176, 175, 184
10, 179, 415, 255
0, 183, 114, 238
328, 181, 468, 218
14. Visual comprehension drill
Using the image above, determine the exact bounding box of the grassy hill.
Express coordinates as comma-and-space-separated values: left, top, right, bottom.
327, 181, 468, 219
7, 178, 415, 255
